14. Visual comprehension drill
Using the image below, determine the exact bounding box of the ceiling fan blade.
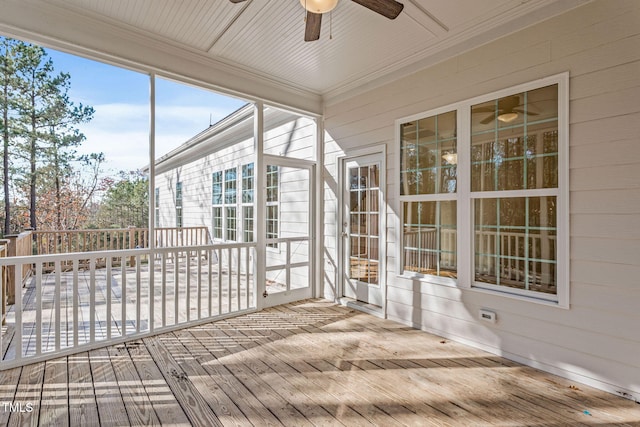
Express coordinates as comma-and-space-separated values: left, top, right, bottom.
513, 108, 540, 116
228, 0, 247, 3
350, 0, 404, 19
480, 115, 495, 125
305, 12, 322, 42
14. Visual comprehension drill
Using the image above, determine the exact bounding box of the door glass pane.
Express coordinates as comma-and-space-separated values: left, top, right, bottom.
347, 163, 381, 285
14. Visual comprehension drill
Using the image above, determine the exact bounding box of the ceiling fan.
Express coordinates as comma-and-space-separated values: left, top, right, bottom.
229, 0, 404, 42
474, 95, 539, 125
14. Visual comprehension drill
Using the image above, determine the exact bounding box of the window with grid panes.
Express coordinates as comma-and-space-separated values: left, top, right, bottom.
211, 172, 223, 239
242, 163, 255, 242
399, 110, 458, 279
175, 181, 183, 228
266, 165, 279, 248
397, 74, 568, 305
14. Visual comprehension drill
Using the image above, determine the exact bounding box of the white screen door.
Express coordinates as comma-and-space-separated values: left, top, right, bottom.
262, 155, 315, 307
342, 153, 384, 307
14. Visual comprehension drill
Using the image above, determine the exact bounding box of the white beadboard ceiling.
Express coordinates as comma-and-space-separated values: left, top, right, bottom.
34, 0, 587, 101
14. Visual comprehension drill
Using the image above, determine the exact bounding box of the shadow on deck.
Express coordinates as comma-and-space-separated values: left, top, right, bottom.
0, 299, 638, 426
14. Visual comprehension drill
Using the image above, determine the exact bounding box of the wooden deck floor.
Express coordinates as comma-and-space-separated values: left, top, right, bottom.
0, 299, 638, 426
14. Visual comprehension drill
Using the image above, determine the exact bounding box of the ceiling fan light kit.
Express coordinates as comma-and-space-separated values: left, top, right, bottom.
230, 0, 403, 42
497, 112, 518, 123
301, 0, 339, 14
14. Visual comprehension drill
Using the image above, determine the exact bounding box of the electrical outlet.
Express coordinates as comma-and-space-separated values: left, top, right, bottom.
479, 309, 497, 323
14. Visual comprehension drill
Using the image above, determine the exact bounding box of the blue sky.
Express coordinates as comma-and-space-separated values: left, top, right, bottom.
46, 48, 246, 174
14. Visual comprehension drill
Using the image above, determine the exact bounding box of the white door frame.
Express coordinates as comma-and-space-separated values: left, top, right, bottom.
337, 144, 387, 317
261, 154, 316, 308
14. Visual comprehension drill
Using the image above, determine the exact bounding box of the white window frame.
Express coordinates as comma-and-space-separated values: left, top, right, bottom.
175, 181, 183, 228
211, 171, 223, 240
265, 164, 280, 250
241, 162, 255, 243
154, 187, 160, 227
395, 73, 569, 308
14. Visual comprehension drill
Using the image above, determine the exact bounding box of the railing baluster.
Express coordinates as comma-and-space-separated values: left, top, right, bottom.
121, 257, 127, 337
14, 264, 22, 361
245, 246, 250, 310
136, 254, 141, 333
106, 256, 112, 340
54, 260, 61, 352
35, 263, 42, 356
186, 251, 191, 322
218, 248, 222, 316
197, 250, 202, 320
208, 249, 213, 317
237, 247, 241, 310
162, 252, 167, 328
149, 251, 154, 334
286, 241, 291, 291
90, 257, 96, 343
73, 259, 79, 348
227, 247, 232, 313
174, 249, 179, 325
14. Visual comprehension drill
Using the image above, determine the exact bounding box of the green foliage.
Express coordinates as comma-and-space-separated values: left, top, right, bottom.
91, 171, 149, 229
0, 36, 100, 232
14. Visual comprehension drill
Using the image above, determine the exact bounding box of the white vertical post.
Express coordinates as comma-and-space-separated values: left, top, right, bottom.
315, 117, 323, 300
148, 72, 156, 332
254, 102, 266, 309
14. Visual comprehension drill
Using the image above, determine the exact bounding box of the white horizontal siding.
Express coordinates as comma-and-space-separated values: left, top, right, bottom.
323, 0, 640, 400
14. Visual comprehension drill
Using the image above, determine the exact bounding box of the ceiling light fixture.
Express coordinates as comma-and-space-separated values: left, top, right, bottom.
497, 112, 518, 123
442, 153, 457, 165
300, 0, 339, 14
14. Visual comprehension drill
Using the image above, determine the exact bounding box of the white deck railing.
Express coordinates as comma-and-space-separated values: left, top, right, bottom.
404, 229, 555, 281
0, 243, 256, 369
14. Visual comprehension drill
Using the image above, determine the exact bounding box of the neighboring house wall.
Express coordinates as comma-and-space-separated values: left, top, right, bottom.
323, 0, 640, 399
155, 108, 315, 285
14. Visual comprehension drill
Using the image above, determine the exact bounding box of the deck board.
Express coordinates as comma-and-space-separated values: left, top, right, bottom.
39, 358, 70, 427
0, 300, 637, 426
67, 352, 99, 426
88, 347, 131, 427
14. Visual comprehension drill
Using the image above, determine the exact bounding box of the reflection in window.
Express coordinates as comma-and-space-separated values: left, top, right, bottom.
400, 110, 457, 278
471, 84, 559, 294
403, 201, 457, 278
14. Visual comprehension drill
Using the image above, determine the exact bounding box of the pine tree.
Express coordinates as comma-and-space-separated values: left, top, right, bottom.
13, 42, 94, 231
